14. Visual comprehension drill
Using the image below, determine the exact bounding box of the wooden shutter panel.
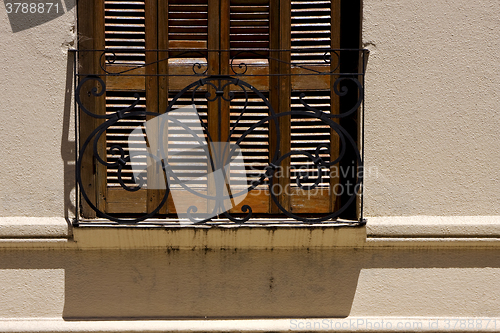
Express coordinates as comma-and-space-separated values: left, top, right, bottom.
288, 0, 341, 213
230, 0, 270, 51
168, 0, 208, 50
104, 0, 214, 215
101, 0, 148, 213
105, 0, 146, 65
165, 0, 210, 90
226, 0, 273, 214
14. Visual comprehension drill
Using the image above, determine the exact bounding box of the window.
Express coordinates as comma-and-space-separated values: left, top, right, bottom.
76, 0, 365, 224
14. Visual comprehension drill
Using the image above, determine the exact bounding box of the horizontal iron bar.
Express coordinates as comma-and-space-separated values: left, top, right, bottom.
69, 48, 369, 53
75, 218, 365, 227
75, 72, 366, 77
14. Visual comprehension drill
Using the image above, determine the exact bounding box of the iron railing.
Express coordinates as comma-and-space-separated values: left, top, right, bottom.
72, 48, 368, 226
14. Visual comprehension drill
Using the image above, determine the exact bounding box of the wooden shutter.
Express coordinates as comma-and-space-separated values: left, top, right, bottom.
105, 0, 146, 65
104, 0, 149, 213
229, 0, 270, 51
226, 0, 273, 214
104, 0, 147, 189
79, 0, 341, 218
289, 0, 341, 213
168, 0, 208, 50
231, 0, 342, 215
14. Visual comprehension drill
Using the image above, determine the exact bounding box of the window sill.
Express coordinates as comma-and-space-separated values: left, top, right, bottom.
71, 221, 366, 249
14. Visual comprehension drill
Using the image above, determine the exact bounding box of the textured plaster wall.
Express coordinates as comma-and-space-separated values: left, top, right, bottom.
0, 249, 499, 319
363, 0, 500, 216
0, 2, 76, 216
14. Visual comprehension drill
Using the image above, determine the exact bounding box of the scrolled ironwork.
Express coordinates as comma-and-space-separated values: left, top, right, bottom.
322, 50, 340, 73
99, 51, 117, 74
75, 48, 367, 225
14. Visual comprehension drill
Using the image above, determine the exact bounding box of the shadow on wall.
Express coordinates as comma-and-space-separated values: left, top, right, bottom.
61, 54, 76, 223
62, 250, 362, 319
5, 0, 75, 33
0, 249, 499, 319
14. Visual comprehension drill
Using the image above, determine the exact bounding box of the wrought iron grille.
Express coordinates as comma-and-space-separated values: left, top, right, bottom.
73, 49, 368, 226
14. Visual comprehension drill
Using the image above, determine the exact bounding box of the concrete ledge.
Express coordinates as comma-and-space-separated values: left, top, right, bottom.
1, 216, 500, 248
71, 224, 366, 249
0, 318, 499, 332
0, 217, 70, 239
367, 216, 500, 238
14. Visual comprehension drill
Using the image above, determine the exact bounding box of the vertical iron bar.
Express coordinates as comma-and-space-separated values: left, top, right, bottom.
73, 49, 79, 226
360, 50, 366, 224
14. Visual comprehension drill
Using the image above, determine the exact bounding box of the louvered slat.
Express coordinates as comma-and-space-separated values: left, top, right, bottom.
104, 0, 147, 194
226, 1, 271, 208
230, 1, 269, 47
105, 0, 145, 65
230, 0, 269, 58
168, 0, 208, 49
229, 92, 270, 191
290, 1, 332, 190
290, 91, 331, 188
166, 93, 209, 189
106, 91, 147, 187
291, 0, 331, 63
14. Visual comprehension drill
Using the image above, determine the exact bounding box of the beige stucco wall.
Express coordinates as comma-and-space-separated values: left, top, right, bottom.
363, 0, 500, 216
0, 0, 500, 331
0, 1, 75, 217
